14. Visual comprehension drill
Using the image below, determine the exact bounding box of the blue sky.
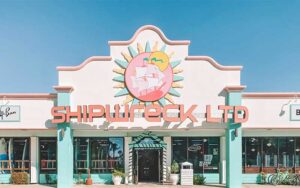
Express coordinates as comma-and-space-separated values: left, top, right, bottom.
0, 0, 299, 93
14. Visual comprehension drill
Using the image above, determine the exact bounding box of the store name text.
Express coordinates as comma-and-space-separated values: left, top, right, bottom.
51, 104, 248, 124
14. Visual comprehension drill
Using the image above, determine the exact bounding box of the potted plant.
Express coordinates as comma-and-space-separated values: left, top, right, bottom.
85, 168, 93, 185
11, 172, 29, 184
112, 168, 124, 185
170, 160, 179, 185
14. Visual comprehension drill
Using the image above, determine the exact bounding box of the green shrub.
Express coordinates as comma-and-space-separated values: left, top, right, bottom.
112, 169, 125, 177
171, 160, 179, 174
193, 174, 206, 185
260, 172, 267, 184
11, 172, 29, 184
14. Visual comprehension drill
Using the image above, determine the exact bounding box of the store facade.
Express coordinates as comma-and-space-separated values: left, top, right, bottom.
0, 25, 299, 188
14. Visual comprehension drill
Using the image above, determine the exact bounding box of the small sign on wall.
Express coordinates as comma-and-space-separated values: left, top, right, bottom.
0, 105, 20, 122
290, 104, 300, 121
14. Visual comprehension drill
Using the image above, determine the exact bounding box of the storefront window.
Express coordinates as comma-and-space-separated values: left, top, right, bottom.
74, 138, 89, 173
206, 137, 220, 173
187, 138, 203, 173
263, 138, 278, 168
74, 137, 124, 174
243, 137, 300, 173
40, 137, 57, 173
172, 137, 187, 163
278, 137, 294, 168
244, 137, 262, 173
295, 138, 300, 171
172, 137, 219, 173
0, 137, 30, 173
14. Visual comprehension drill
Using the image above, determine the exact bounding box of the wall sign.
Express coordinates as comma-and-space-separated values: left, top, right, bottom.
51, 104, 249, 124
290, 104, 300, 121
51, 42, 250, 125
0, 105, 20, 122
113, 42, 183, 106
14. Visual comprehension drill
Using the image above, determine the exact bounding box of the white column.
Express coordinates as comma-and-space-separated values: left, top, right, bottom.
164, 137, 171, 167
124, 137, 131, 175
30, 137, 39, 184
164, 136, 171, 181
220, 136, 226, 184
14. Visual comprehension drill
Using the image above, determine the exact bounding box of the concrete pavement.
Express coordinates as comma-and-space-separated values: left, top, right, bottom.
0, 184, 298, 188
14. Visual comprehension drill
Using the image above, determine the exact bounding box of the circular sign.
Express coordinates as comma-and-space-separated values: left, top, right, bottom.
125, 52, 173, 102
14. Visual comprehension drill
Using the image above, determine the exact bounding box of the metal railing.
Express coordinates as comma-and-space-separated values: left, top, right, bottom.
0, 160, 30, 171
41, 160, 56, 170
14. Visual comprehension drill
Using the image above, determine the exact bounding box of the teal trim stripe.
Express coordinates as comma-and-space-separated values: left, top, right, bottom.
115, 59, 128, 68
158, 98, 166, 106
173, 75, 184, 82
145, 41, 151, 52
160, 44, 166, 52
170, 60, 181, 68
168, 88, 181, 97
114, 88, 129, 97
128, 46, 138, 57
132, 98, 140, 105
113, 76, 124, 82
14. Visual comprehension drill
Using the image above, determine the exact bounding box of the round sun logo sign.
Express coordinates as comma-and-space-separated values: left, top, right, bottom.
113, 42, 183, 106
125, 51, 173, 102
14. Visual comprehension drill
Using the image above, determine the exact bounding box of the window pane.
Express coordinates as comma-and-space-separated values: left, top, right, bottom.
205, 137, 220, 173
13, 138, 30, 160
263, 138, 278, 167
242, 138, 245, 172
278, 137, 294, 168
296, 138, 300, 168
187, 137, 203, 173
0, 138, 11, 173
89, 137, 124, 173
40, 137, 56, 173
172, 137, 219, 174
74, 138, 89, 173
0, 137, 30, 173
91, 138, 109, 173
13, 138, 30, 172
108, 138, 124, 170
245, 137, 261, 167
172, 137, 187, 163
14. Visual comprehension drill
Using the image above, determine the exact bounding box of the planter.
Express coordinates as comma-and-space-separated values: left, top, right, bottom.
112, 176, 122, 185
86, 178, 93, 185
245, 167, 260, 173
170, 174, 179, 185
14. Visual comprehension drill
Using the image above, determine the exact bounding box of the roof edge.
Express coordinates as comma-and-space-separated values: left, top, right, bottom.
56, 56, 112, 71
0, 93, 57, 100
185, 56, 243, 71
108, 25, 190, 46
242, 92, 300, 99
224, 85, 247, 92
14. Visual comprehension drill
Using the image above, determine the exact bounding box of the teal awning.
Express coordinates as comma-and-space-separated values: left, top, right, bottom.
129, 132, 166, 149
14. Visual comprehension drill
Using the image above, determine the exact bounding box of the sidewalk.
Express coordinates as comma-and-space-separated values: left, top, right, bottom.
0, 184, 297, 188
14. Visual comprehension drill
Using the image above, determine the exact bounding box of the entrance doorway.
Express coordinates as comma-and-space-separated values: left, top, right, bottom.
129, 132, 167, 184
137, 150, 160, 182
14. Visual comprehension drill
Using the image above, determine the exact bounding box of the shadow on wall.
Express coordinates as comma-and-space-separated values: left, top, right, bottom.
46, 118, 226, 131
